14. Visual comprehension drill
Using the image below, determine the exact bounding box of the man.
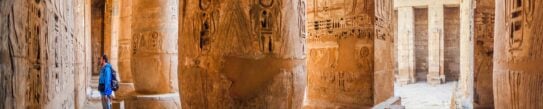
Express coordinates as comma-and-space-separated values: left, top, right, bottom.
98, 54, 113, 109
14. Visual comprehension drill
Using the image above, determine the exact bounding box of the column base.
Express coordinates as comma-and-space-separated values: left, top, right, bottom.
126, 93, 181, 109
397, 78, 415, 85
112, 100, 125, 109
115, 83, 136, 100
427, 75, 445, 85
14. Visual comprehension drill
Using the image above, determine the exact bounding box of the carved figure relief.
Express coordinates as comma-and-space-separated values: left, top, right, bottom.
198, 0, 217, 52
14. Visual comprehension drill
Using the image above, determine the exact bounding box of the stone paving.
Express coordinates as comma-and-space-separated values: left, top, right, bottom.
395, 81, 456, 109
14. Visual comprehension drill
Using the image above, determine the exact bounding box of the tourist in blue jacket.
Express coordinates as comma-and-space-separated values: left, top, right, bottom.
98, 54, 113, 109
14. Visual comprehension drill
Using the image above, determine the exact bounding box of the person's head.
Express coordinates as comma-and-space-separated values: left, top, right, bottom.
100, 54, 109, 65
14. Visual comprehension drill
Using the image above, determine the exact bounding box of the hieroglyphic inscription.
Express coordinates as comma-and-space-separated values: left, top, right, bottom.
375, 0, 393, 40
132, 31, 163, 53
258, 0, 274, 53
307, 0, 374, 40
198, 0, 217, 52
306, 0, 375, 107
494, 0, 543, 108
505, 0, 542, 61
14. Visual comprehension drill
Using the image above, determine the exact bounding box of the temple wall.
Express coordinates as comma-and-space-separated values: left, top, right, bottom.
0, 0, 88, 108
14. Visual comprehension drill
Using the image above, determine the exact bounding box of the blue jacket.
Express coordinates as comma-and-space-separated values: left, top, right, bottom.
99, 63, 113, 95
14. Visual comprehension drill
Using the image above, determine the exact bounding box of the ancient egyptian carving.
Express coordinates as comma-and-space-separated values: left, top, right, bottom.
307, 0, 373, 39
258, 0, 274, 53
375, 0, 392, 40
506, 0, 526, 52
198, 0, 217, 52
132, 31, 163, 53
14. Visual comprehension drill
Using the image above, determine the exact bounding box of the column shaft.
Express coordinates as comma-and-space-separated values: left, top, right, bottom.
397, 7, 416, 84
130, 0, 180, 108
494, 0, 543, 108
427, 5, 445, 85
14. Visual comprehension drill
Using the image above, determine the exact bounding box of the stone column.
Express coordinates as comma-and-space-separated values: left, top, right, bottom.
129, 0, 180, 108
427, 4, 445, 85
453, 0, 475, 108
397, 7, 416, 85
374, 0, 395, 104
305, 0, 376, 108
116, 0, 135, 101
179, 0, 306, 108
494, 0, 543, 108
104, 0, 119, 70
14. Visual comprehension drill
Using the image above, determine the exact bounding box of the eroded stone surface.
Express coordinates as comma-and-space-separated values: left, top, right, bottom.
374, 0, 396, 104
131, 0, 179, 94
129, 0, 180, 108
0, 0, 88, 108
494, 0, 543, 108
473, 0, 494, 108
304, 0, 382, 108
179, 0, 307, 108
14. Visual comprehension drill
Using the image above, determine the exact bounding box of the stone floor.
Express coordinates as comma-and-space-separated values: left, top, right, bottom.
394, 81, 456, 109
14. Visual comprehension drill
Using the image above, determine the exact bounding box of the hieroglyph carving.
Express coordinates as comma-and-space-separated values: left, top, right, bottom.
132, 31, 163, 53
307, 0, 374, 39
198, 0, 218, 52
375, 0, 392, 41
258, 0, 274, 53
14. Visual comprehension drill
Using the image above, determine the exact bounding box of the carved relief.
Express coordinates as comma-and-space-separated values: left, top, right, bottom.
505, 0, 535, 55
258, 0, 274, 53
494, 0, 543, 108
505, 0, 542, 61
198, 0, 217, 52
132, 31, 163, 53
375, 0, 392, 40
306, 0, 375, 107
307, 0, 374, 39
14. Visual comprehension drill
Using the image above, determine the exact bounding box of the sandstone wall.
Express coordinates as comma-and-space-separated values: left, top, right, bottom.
305, 0, 377, 108
91, 0, 105, 76
179, 0, 307, 108
414, 8, 429, 81
494, 0, 543, 108
0, 0, 87, 108
443, 7, 460, 81
411, 7, 460, 82
473, 0, 494, 108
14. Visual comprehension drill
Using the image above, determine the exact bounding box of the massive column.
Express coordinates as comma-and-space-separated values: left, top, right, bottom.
427, 4, 445, 85
374, 0, 396, 104
454, 0, 475, 108
129, 0, 180, 108
116, 0, 135, 100
494, 0, 543, 108
104, 0, 119, 70
397, 7, 416, 85
178, 0, 307, 108
305, 0, 384, 108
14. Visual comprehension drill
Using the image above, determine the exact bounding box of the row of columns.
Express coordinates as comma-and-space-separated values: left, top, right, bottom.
108, 0, 543, 108
395, 0, 453, 85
